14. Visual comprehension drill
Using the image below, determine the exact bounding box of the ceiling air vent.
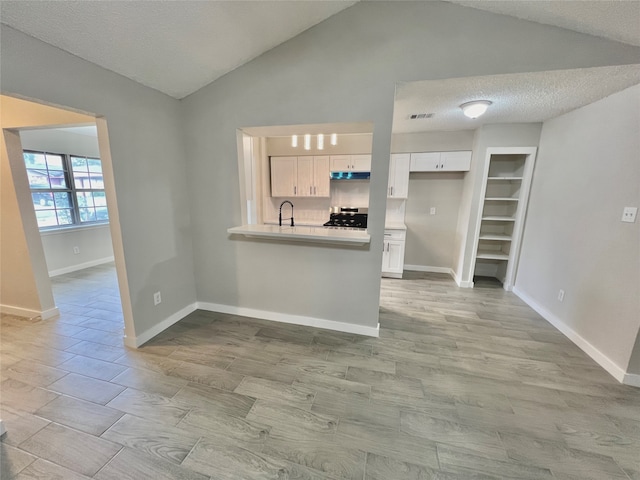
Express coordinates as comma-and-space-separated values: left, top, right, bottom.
409, 113, 434, 120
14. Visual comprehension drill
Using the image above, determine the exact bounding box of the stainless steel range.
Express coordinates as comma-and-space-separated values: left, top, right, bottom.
323, 207, 368, 230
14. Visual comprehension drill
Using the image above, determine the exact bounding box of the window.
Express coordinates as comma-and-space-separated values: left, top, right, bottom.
24, 150, 109, 229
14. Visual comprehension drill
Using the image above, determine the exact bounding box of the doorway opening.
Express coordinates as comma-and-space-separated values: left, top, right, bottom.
0, 94, 133, 346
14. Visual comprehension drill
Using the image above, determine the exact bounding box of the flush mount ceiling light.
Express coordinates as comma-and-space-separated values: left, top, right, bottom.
330, 133, 337, 146
291, 135, 298, 147
460, 100, 492, 119
317, 133, 324, 150
303, 134, 311, 150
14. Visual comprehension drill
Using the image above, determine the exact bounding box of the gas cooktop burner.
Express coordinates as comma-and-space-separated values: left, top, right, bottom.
323, 207, 368, 229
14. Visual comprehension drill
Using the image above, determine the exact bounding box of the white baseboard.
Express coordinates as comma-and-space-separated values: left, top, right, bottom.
404, 264, 455, 276
198, 302, 380, 338
41, 306, 60, 320
49, 256, 115, 277
513, 286, 630, 385
125, 302, 198, 348
0, 304, 60, 320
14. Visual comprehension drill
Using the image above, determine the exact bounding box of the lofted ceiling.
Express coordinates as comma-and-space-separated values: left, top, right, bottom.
1, 0, 639, 100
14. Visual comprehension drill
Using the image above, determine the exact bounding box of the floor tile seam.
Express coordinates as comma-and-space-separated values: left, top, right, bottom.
91, 444, 125, 479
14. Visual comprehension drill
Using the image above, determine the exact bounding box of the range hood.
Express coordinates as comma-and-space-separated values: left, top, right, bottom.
330, 171, 370, 180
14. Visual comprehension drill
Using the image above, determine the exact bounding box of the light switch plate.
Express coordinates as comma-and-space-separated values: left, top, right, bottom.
430, 207, 436, 215
622, 207, 637, 223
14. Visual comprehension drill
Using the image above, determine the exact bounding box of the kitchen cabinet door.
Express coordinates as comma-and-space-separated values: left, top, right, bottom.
297, 156, 314, 197
410, 152, 441, 171
388, 154, 410, 198
330, 155, 351, 172
271, 157, 297, 197
386, 241, 405, 272
441, 151, 472, 171
381, 229, 406, 278
313, 156, 330, 197
351, 155, 372, 172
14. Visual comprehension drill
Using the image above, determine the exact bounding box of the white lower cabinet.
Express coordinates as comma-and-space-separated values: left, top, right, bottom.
382, 229, 406, 278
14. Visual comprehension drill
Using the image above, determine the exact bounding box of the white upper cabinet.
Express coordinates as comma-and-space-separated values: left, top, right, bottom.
351, 155, 372, 172
330, 154, 372, 172
330, 155, 351, 172
270, 157, 297, 197
296, 156, 314, 197
313, 156, 330, 197
388, 154, 410, 198
410, 152, 440, 171
410, 151, 472, 172
270, 156, 330, 197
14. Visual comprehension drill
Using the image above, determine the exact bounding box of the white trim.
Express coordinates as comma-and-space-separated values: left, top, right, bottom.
0, 304, 59, 320
49, 256, 115, 277
41, 306, 60, 320
0, 419, 5, 436
513, 286, 629, 384
1, 304, 40, 319
622, 373, 640, 388
125, 303, 198, 348
39, 222, 110, 237
451, 269, 473, 288
404, 264, 451, 274
198, 302, 380, 338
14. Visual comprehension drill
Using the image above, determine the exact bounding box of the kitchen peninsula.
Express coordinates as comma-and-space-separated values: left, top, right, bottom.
227, 224, 370, 245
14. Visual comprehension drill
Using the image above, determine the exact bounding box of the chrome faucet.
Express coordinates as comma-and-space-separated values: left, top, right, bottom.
279, 200, 294, 227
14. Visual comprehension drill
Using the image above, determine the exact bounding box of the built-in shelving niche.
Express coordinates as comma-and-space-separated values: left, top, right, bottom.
471, 148, 537, 291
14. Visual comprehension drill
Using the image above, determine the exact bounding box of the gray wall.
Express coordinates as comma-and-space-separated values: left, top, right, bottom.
20, 129, 114, 276
3, 2, 639, 343
398, 130, 474, 269
516, 84, 640, 373
181, 1, 640, 330
1, 26, 197, 339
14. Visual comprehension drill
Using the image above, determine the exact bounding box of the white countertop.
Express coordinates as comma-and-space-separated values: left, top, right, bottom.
384, 222, 407, 230
228, 224, 371, 246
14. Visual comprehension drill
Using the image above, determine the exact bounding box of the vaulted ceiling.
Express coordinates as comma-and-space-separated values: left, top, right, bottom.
2, 0, 639, 100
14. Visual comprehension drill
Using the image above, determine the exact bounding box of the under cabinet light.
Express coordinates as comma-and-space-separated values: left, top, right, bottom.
460, 100, 492, 119
317, 134, 324, 150
291, 135, 298, 147
304, 134, 311, 150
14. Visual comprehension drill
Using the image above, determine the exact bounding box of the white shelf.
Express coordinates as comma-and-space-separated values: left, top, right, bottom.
484, 197, 519, 202
482, 216, 516, 222
476, 250, 510, 260
479, 235, 512, 241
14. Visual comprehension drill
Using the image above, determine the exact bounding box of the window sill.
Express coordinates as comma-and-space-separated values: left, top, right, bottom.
39, 222, 110, 236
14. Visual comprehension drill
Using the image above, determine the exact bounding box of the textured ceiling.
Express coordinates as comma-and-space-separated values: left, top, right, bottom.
445, 0, 640, 47
393, 65, 640, 133
0, 1, 356, 99
1, 1, 639, 99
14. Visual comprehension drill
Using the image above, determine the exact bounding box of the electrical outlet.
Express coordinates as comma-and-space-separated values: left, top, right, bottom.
622, 206, 637, 223
73, 246, 80, 255
153, 291, 162, 306
558, 289, 565, 302
429, 207, 436, 215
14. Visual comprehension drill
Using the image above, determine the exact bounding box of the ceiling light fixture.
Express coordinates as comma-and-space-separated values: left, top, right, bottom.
317, 134, 324, 150
330, 133, 337, 146
304, 134, 311, 150
291, 135, 298, 147
460, 100, 492, 119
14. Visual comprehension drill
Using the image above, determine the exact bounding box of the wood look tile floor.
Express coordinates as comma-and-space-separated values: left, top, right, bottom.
1, 266, 639, 479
